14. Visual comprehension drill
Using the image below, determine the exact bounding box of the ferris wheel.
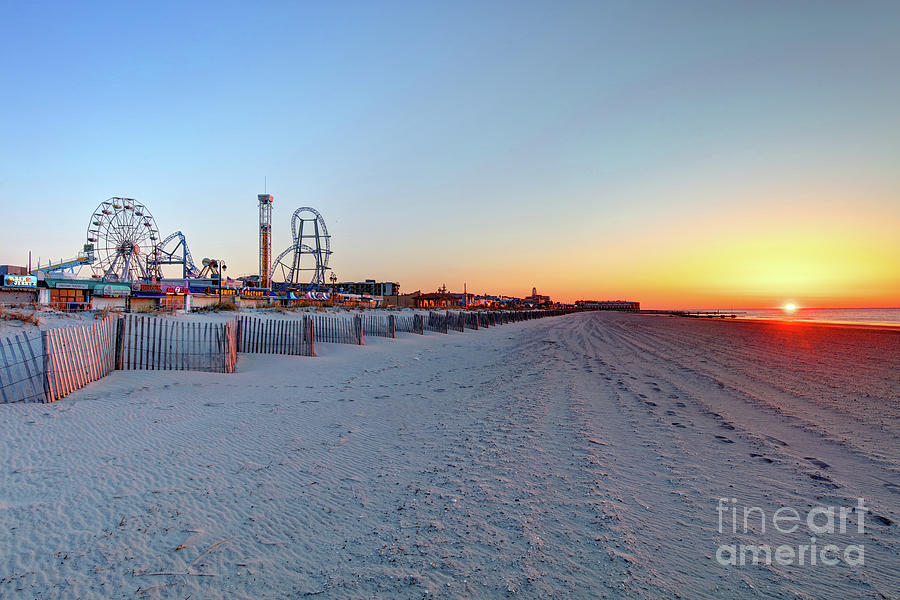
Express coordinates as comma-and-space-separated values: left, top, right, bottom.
86, 198, 160, 280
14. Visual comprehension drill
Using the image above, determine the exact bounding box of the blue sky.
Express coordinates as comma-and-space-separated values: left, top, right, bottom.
2, 1, 898, 305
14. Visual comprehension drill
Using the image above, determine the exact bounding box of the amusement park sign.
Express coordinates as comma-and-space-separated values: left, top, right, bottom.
133, 282, 189, 295
241, 288, 273, 298
3, 274, 37, 288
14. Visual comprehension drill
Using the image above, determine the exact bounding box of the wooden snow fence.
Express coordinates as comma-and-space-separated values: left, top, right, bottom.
309, 314, 363, 345
0, 317, 117, 404
0, 307, 580, 405
0, 331, 47, 404
117, 314, 237, 373
393, 314, 423, 335
236, 315, 315, 356
360, 314, 395, 338
44, 316, 118, 401
448, 311, 465, 332
426, 311, 449, 334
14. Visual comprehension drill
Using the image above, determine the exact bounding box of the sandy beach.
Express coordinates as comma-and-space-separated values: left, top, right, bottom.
1, 311, 898, 599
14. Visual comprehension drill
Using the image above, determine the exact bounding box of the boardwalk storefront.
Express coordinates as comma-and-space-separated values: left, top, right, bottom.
91, 283, 131, 310
45, 279, 92, 311
188, 283, 237, 309
240, 287, 274, 308
0, 274, 39, 305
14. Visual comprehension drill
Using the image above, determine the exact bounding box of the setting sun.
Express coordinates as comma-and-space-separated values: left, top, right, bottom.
783, 303, 798, 313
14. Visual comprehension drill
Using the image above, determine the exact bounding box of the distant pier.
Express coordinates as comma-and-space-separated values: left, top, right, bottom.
640, 309, 743, 319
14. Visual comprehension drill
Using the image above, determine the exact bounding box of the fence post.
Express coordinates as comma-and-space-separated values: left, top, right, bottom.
221, 322, 227, 373
389, 314, 396, 338
307, 316, 316, 356
41, 330, 52, 402
355, 314, 363, 345
227, 321, 234, 373
114, 317, 124, 371
228, 321, 236, 373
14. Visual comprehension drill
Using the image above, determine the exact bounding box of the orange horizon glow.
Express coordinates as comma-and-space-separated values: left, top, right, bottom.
392, 194, 900, 309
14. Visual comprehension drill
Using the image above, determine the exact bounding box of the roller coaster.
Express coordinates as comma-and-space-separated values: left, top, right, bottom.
149, 231, 200, 278
270, 206, 332, 290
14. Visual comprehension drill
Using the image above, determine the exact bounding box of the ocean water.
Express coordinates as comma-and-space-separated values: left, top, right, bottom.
733, 307, 900, 326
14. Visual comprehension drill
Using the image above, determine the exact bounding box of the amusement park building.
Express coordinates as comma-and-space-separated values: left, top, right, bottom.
2, 271, 387, 312
411, 291, 474, 309
524, 287, 551, 306
335, 280, 399, 297
575, 300, 641, 311
31, 277, 239, 312
0, 265, 39, 305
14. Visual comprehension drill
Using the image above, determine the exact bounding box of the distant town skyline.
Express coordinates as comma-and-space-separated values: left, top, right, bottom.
2, 1, 898, 309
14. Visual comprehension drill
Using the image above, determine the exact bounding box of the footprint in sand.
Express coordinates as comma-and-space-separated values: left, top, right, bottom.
884, 483, 900, 494
804, 457, 829, 469
750, 453, 774, 463
714, 435, 734, 444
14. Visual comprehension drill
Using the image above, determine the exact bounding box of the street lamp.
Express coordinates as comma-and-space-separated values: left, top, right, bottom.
218, 263, 227, 302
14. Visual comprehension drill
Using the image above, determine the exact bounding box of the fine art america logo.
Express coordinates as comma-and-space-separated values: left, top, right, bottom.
715, 498, 867, 566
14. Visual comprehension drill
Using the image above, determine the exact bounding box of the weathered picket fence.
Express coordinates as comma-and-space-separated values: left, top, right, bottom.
360, 314, 395, 338
117, 314, 237, 373
237, 315, 315, 356
309, 314, 363, 345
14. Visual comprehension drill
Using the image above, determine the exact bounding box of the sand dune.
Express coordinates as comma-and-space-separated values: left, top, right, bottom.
1, 312, 897, 598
